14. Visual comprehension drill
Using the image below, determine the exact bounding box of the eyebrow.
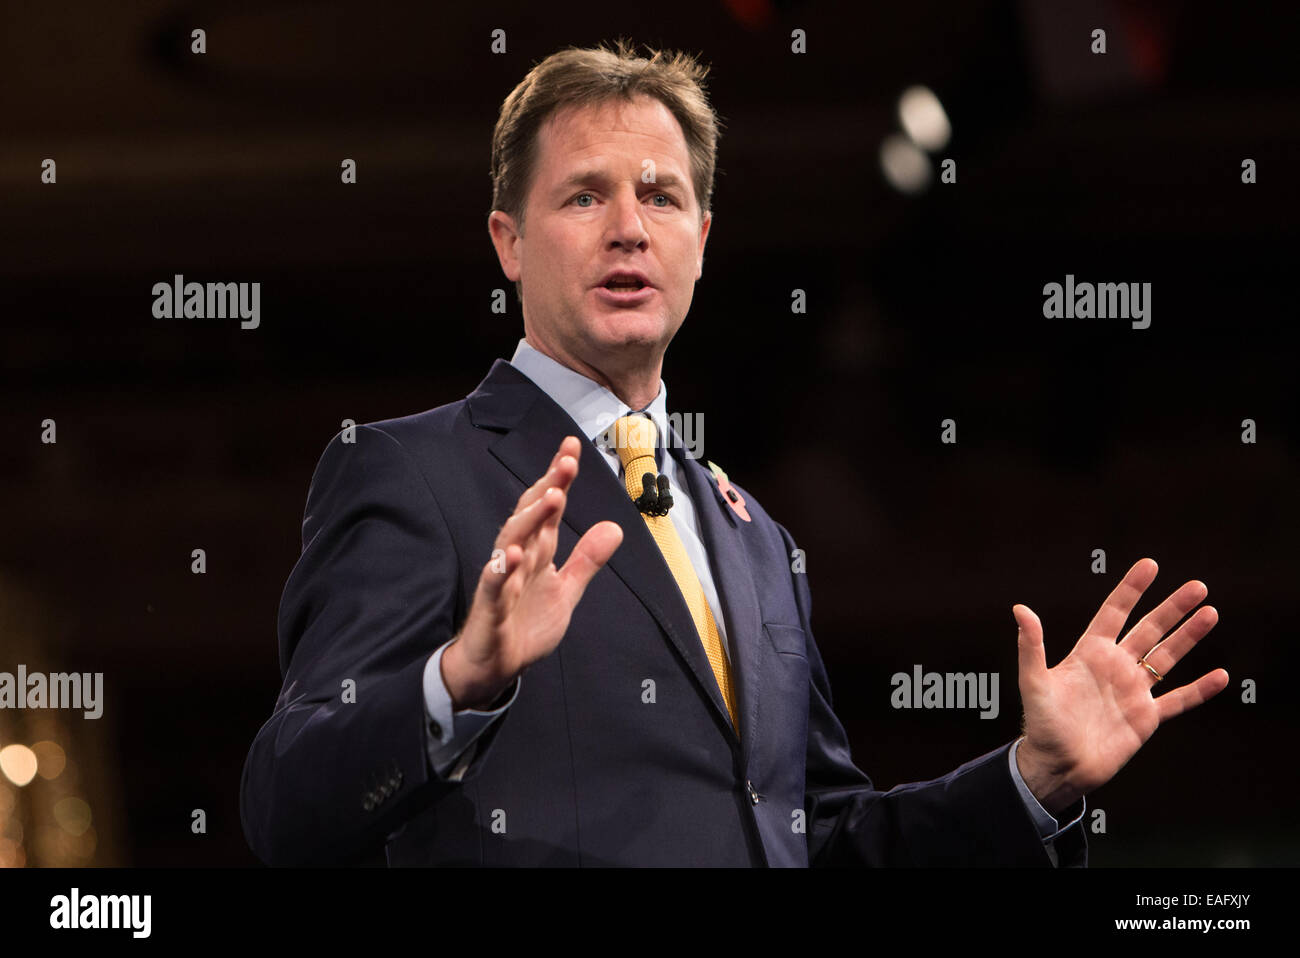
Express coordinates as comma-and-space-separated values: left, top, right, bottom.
557, 169, 689, 195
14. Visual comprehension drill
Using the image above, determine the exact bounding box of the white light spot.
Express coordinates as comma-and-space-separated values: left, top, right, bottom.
898, 85, 951, 151
880, 134, 932, 193
0, 745, 38, 787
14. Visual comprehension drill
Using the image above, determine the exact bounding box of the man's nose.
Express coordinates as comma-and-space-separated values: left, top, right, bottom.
605, 190, 649, 249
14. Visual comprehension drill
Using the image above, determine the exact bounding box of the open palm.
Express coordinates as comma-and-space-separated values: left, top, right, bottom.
1014, 558, 1228, 810
442, 436, 624, 709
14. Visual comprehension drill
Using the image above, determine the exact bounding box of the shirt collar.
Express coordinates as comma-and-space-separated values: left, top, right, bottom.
507, 338, 673, 457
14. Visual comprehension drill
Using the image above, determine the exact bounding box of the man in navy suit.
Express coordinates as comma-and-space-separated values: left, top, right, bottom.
240, 41, 1228, 867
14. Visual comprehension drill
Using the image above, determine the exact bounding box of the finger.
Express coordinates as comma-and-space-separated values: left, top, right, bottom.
496, 484, 564, 556
475, 542, 523, 613
539, 457, 572, 533
1155, 668, 1230, 723
1118, 579, 1209, 656
1081, 557, 1158, 643
1014, 604, 1048, 689
516, 452, 577, 514
558, 521, 624, 602
515, 442, 583, 574
516, 438, 581, 512
1134, 605, 1219, 678
521, 501, 562, 581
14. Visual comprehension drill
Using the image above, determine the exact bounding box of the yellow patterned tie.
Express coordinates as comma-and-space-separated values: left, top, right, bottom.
610, 414, 738, 730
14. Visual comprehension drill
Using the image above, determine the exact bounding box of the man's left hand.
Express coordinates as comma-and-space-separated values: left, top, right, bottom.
1013, 557, 1229, 815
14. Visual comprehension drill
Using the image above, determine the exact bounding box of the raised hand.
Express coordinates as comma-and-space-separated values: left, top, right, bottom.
1013, 558, 1229, 814
441, 436, 624, 709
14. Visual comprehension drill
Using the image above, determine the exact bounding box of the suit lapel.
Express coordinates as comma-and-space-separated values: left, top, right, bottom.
667, 425, 764, 767
466, 360, 740, 743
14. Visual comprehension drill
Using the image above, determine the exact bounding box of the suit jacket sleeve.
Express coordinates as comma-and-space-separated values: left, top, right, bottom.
240, 424, 507, 866
775, 522, 1088, 867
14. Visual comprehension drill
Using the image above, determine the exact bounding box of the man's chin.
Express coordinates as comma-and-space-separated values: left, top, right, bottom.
587, 313, 669, 349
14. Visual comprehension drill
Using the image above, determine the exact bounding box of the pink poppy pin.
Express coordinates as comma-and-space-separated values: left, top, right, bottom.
707, 460, 751, 522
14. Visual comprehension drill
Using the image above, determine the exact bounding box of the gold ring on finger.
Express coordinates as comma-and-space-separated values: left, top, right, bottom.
1138, 658, 1163, 683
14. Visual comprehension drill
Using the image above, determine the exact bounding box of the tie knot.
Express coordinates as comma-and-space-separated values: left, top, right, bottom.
610, 414, 659, 473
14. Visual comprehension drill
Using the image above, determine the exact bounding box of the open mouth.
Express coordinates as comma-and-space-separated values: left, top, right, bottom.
595, 276, 654, 305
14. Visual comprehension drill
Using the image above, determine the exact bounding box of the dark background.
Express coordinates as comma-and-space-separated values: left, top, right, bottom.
1, 0, 1295, 866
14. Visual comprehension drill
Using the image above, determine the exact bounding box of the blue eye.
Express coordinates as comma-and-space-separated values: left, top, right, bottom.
574, 193, 594, 207
651, 194, 669, 207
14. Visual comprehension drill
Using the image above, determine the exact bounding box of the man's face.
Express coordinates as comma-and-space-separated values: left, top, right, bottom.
489, 95, 711, 382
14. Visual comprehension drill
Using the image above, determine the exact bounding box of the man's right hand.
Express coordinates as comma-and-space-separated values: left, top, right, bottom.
440, 435, 624, 710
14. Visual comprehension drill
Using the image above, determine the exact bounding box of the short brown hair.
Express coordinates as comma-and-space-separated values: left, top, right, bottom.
490, 39, 722, 300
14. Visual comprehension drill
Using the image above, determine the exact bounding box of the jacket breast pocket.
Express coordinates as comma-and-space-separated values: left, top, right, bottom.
763, 622, 807, 658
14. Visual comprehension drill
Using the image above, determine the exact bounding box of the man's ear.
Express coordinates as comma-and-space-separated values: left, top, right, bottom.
488, 210, 522, 282
696, 210, 712, 280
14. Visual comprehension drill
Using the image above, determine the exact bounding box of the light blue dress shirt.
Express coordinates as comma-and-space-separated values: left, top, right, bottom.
421, 338, 1084, 856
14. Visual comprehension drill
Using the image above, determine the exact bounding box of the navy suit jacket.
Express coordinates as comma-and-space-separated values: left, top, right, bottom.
240, 358, 1087, 867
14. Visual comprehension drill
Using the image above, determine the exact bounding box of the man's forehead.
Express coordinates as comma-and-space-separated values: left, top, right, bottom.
539, 96, 687, 157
